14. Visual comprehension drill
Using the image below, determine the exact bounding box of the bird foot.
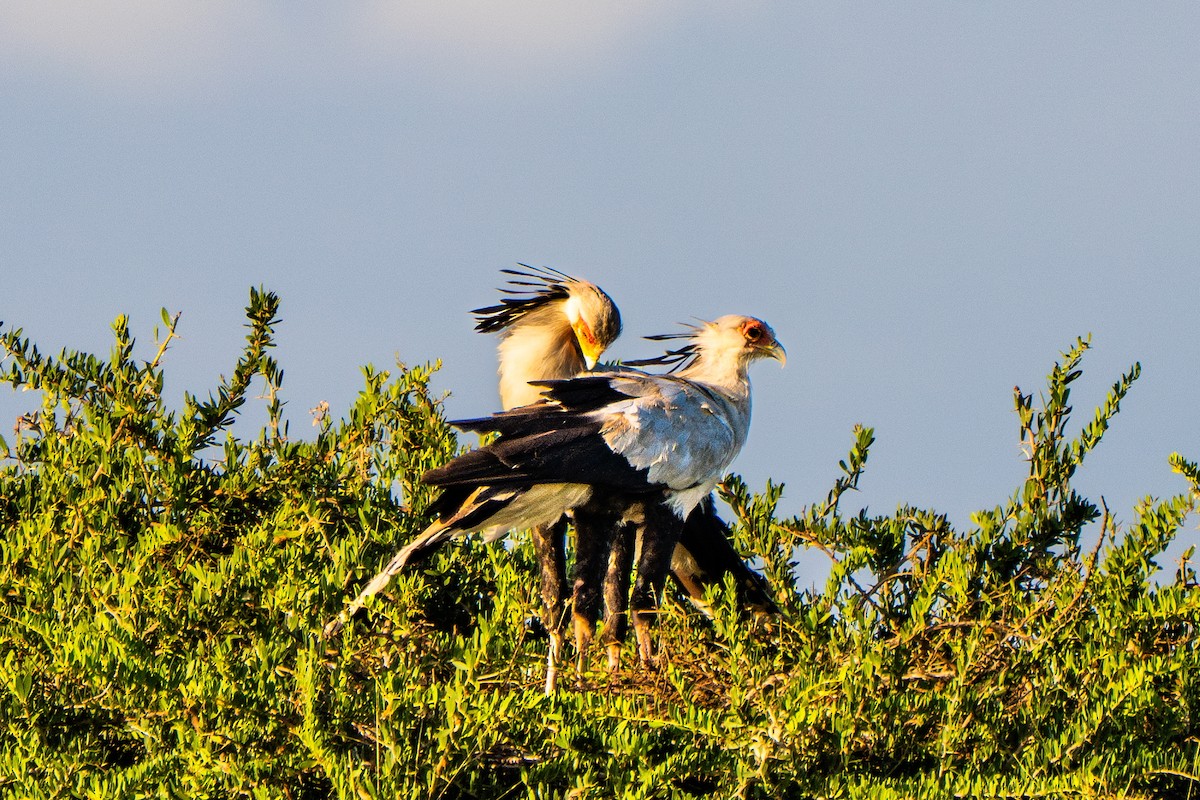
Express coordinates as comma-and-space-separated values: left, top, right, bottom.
606, 643, 623, 672
543, 631, 564, 695
633, 621, 657, 667
573, 613, 595, 678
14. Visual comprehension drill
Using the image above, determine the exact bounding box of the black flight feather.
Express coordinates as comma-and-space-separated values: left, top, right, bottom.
527, 376, 637, 412
449, 376, 636, 438
451, 404, 578, 438
427, 486, 521, 539
422, 417, 658, 494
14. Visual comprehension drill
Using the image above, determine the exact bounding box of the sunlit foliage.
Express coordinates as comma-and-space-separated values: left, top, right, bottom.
2, 291, 1197, 798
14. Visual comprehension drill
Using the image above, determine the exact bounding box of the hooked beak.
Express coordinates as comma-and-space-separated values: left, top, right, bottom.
574, 323, 604, 370
762, 340, 787, 367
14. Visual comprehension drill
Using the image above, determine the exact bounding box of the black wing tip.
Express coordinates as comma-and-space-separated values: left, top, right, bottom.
526, 377, 600, 390
447, 414, 496, 428
679, 502, 781, 615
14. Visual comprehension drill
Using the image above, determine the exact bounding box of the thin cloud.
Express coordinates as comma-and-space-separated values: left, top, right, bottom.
0, 2, 687, 94
350, 1, 678, 75
0, 3, 262, 89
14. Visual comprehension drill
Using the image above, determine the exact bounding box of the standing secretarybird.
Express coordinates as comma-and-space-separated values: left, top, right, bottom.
471, 266, 777, 688
326, 309, 785, 691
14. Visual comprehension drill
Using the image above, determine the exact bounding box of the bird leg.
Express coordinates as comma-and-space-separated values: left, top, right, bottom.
570, 493, 624, 679
601, 519, 637, 670
530, 518, 569, 694
630, 502, 685, 665
671, 496, 779, 616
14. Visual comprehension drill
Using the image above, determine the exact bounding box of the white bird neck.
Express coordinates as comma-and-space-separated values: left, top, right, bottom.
677, 351, 753, 400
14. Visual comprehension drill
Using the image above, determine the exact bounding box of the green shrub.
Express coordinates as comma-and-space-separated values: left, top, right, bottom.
1, 290, 1197, 798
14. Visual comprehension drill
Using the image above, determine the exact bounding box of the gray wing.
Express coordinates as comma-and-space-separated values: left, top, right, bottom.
595, 374, 742, 492
426, 374, 660, 494
429, 370, 744, 510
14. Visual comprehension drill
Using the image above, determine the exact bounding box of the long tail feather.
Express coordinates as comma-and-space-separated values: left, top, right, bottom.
322, 519, 458, 637
324, 486, 525, 637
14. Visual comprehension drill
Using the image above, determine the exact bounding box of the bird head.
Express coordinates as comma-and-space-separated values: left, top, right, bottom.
473, 265, 622, 369
735, 316, 786, 367
704, 315, 786, 368
627, 315, 785, 387
563, 282, 622, 369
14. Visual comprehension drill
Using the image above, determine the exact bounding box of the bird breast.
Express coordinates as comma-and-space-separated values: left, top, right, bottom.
497, 320, 586, 409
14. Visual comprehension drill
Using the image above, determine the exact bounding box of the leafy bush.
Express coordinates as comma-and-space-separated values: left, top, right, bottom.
1, 290, 1197, 798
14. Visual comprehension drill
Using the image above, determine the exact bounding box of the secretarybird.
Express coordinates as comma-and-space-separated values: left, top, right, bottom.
326, 313, 785, 690
471, 266, 776, 684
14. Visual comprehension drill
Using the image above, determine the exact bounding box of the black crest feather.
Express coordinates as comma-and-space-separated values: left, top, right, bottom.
472, 264, 578, 333
623, 324, 702, 372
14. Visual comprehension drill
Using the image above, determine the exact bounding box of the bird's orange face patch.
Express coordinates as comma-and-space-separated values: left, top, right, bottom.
573, 321, 604, 368
740, 319, 767, 345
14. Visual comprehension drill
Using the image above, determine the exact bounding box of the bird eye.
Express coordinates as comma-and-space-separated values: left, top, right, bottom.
744, 324, 763, 342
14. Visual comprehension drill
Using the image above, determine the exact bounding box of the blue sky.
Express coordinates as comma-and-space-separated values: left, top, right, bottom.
2, 3, 1197, 586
